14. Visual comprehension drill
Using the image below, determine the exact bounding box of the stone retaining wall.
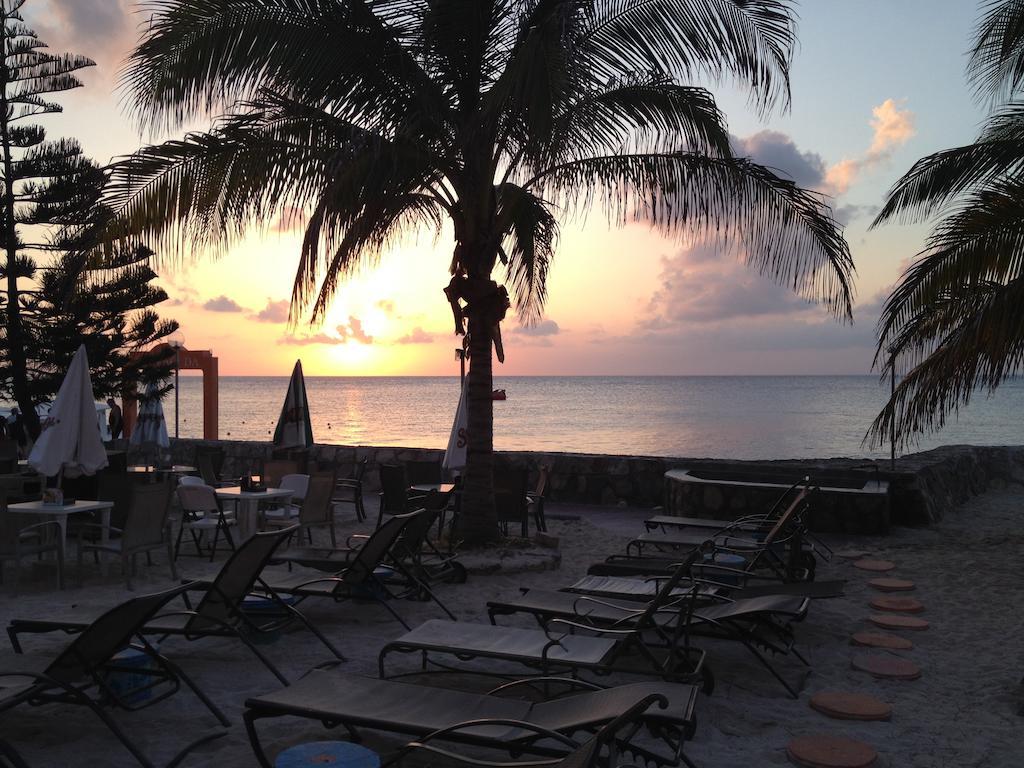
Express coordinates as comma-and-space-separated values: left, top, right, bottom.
162, 439, 1024, 531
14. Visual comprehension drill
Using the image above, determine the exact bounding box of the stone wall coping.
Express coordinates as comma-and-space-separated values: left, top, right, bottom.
665, 468, 890, 495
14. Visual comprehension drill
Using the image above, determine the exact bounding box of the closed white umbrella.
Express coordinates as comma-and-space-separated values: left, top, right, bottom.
442, 385, 468, 472
129, 381, 169, 449
273, 360, 313, 449
28, 344, 108, 478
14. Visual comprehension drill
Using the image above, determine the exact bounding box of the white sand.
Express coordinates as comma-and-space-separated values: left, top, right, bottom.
1, 487, 1023, 767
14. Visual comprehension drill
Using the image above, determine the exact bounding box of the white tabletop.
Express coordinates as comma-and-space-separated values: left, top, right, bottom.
215, 486, 293, 501
8, 499, 114, 515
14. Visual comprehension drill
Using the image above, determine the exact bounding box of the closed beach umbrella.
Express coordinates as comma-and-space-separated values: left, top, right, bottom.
442, 385, 468, 472
129, 381, 170, 449
273, 360, 313, 448
28, 344, 108, 478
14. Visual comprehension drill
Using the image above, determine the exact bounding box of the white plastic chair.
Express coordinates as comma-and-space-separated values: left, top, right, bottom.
175, 483, 237, 562
263, 474, 309, 524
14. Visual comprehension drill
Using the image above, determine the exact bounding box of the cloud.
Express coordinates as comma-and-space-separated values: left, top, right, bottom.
252, 299, 290, 323
731, 131, 829, 190
395, 327, 435, 344
833, 203, 878, 226
336, 316, 374, 344
825, 99, 915, 194
868, 99, 916, 158
376, 299, 396, 314
646, 242, 817, 326
203, 296, 244, 313
278, 332, 345, 346
511, 319, 561, 337
31, 0, 131, 48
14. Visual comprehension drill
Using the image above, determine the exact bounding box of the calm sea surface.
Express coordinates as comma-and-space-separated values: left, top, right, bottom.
162, 376, 1024, 460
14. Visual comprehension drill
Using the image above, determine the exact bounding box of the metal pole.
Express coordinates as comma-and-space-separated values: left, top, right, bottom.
174, 347, 180, 440
889, 349, 896, 472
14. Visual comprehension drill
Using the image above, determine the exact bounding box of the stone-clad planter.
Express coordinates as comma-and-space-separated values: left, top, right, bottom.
162, 439, 1024, 532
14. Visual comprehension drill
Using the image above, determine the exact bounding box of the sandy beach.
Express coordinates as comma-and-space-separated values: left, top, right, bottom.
1, 485, 1022, 768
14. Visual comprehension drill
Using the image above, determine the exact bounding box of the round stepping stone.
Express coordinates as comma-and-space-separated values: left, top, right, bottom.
869, 596, 924, 613
836, 549, 872, 560
810, 691, 892, 722
868, 614, 929, 631
852, 559, 896, 572
868, 577, 915, 592
787, 735, 878, 768
851, 631, 914, 650
852, 653, 921, 680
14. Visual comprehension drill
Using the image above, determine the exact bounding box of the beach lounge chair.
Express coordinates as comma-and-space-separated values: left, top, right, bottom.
391, 690, 681, 767
626, 484, 812, 557
270, 504, 461, 620
251, 511, 426, 629
243, 667, 699, 768
0, 585, 227, 768
379, 555, 709, 689
486, 581, 811, 697
597, 486, 817, 583
8, 527, 345, 686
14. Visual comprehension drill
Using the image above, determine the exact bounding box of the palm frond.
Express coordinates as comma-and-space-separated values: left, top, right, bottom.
528, 151, 854, 319
300, 191, 445, 322
875, 175, 1024, 363
968, 0, 1024, 106
524, 77, 732, 171
495, 182, 558, 325
123, 0, 451, 137
867, 276, 1024, 449
580, 0, 796, 115
873, 101, 1024, 226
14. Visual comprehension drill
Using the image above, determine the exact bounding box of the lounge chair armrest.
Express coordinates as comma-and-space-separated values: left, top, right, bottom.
570, 595, 645, 617
403, 718, 579, 751
545, 618, 639, 638
345, 534, 369, 548
396, 742, 561, 767
487, 676, 603, 697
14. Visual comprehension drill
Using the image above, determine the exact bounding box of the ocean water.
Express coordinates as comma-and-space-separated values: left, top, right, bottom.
161, 375, 1024, 460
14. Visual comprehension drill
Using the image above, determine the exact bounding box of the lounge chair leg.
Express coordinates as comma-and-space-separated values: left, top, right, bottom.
243, 712, 276, 768
157, 653, 231, 727
283, 602, 347, 662
234, 631, 289, 686
209, 527, 220, 562
743, 640, 800, 699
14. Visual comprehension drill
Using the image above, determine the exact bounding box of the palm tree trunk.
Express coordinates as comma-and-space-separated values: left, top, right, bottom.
456, 312, 499, 545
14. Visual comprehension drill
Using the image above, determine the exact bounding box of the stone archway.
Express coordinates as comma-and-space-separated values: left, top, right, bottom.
123, 345, 219, 440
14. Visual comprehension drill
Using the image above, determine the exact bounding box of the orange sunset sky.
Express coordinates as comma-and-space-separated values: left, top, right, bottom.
34, 1, 984, 377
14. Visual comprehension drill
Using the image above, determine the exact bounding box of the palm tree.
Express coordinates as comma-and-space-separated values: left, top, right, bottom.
106, 0, 853, 544
868, 0, 1024, 449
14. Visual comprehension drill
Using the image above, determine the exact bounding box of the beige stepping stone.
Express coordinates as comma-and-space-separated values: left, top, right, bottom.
852, 560, 896, 572
852, 653, 921, 680
810, 691, 893, 721
869, 596, 924, 613
868, 577, 915, 592
787, 735, 878, 768
851, 631, 914, 650
836, 549, 872, 560
868, 613, 929, 631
